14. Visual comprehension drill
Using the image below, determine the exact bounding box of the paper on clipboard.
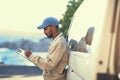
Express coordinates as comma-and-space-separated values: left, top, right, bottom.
16, 48, 27, 59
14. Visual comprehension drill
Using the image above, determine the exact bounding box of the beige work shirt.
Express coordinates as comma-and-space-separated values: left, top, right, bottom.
28, 33, 69, 80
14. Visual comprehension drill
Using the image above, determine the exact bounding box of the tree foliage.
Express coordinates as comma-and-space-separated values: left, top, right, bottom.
59, 0, 84, 37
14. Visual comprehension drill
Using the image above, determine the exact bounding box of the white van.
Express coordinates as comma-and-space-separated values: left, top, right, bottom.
66, 0, 120, 80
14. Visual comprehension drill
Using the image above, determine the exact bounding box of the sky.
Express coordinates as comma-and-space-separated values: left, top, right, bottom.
0, 0, 69, 39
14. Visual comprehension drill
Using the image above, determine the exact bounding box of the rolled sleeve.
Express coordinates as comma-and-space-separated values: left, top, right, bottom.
28, 54, 47, 70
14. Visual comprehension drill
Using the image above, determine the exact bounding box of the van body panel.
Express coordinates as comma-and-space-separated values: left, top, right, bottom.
67, 0, 120, 79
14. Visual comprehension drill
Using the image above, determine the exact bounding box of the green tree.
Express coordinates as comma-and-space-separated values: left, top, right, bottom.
60, 0, 83, 37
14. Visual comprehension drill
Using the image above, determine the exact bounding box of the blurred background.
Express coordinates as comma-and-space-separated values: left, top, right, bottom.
0, 0, 83, 80
0, 0, 68, 66
0, 0, 68, 80
0, 0, 83, 66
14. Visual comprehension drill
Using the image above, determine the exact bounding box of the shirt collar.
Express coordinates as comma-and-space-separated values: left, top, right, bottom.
52, 33, 63, 41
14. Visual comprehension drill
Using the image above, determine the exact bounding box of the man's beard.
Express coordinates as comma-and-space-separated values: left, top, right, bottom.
47, 34, 52, 38
45, 33, 53, 38
47, 28, 53, 38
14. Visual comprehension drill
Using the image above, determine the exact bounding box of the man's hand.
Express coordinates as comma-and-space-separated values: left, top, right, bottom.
25, 50, 32, 58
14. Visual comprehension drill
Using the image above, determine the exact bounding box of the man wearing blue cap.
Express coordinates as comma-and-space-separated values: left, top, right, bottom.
25, 17, 69, 80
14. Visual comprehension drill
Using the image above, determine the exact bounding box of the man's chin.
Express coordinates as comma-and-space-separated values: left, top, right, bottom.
47, 36, 52, 38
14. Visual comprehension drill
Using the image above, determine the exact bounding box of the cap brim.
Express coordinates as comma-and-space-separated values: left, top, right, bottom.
37, 25, 44, 29
37, 26, 42, 29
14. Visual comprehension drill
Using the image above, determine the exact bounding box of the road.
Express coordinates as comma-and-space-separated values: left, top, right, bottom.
0, 64, 43, 80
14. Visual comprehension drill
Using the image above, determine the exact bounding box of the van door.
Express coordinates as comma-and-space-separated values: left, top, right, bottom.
66, 0, 120, 80
114, 0, 120, 78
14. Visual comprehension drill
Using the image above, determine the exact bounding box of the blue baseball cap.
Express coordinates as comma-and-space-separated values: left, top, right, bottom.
37, 17, 59, 29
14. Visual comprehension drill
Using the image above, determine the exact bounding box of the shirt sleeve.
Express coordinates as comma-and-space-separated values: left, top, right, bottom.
28, 41, 67, 71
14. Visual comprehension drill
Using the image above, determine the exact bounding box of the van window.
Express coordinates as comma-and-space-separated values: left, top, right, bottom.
68, 27, 95, 53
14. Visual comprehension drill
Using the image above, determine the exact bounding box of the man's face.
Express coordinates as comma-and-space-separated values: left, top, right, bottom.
43, 26, 53, 38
